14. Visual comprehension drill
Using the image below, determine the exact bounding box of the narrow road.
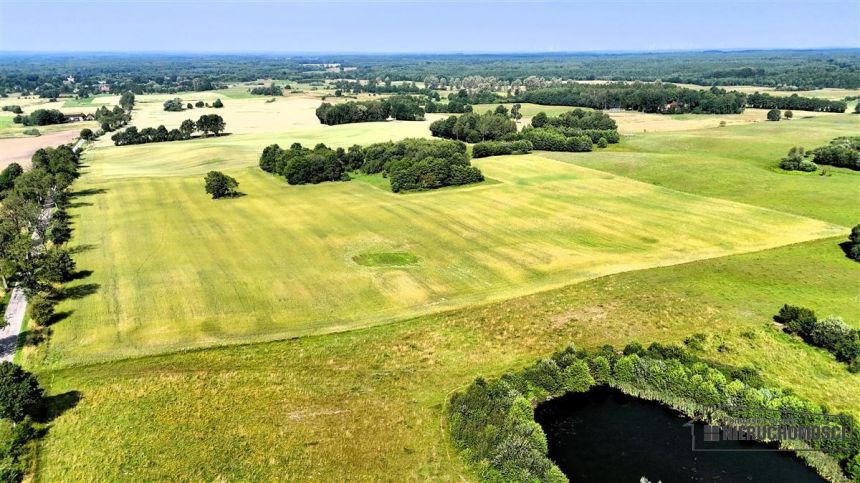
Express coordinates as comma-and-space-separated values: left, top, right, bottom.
0, 138, 85, 362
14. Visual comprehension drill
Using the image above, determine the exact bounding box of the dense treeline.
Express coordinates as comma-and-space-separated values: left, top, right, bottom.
0, 145, 80, 293
315, 96, 424, 125
2, 51, 858, 100
514, 109, 619, 152
746, 92, 847, 112
111, 115, 225, 146
329, 79, 438, 98
514, 83, 747, 114
259, 143, 348, 185
812, 137, 860, 170
0, 142, 89, 481
249, 83, 284, 96
449, 342, 860, 482
472, 140, 533, 158
776, 305, 860, 372
259, 138, 482, 192
334, 50, 860, 89
12, 109, 66, 126
425, 89, 500, 113
430, 109, 516, 143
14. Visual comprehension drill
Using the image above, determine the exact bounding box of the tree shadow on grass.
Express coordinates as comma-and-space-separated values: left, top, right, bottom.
68, 269, 93, 281
837, 241, 858, 262
66, 201, 93, 208
34, 391, 82, 424
70, 188, 109, 198
56, 283, 100, 301
22, 325, 51, 347
68, 244, 97, 255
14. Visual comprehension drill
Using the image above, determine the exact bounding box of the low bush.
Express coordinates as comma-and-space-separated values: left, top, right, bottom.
777, 304, 860, 371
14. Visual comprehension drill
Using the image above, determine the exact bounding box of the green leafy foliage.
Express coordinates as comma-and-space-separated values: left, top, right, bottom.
203, 171, 239, 199
812, 137, 860, 170
472, 140, 533, 158
0, 363, 43, 423
777, 305, 860, 371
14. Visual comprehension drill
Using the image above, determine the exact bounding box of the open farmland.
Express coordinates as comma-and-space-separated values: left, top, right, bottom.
0, 129, 83, 169
34, 234, 860, 481
25, 147, 843, 367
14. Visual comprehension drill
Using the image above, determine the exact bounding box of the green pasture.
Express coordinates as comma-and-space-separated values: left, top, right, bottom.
25, 152, 840, 368
22, 93, 860, 481
544, 114, 860, 226
35, 236, 860, 481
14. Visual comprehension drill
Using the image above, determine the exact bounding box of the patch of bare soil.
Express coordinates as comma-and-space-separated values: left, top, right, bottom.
0, 129, 80, 170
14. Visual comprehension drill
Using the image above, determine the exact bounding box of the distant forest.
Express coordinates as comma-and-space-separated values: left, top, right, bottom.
0, 49, 858, 97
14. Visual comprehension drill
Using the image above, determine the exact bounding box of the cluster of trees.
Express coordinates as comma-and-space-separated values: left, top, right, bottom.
94, 105, 131, 132
450, 342, 860, 483
119, 91, 135, 111
329, 79, 438, 98
1, 145, 81, 318
472, 140, 533, 158
387, 152, 483, 193
812, 137, 860, 170
260, 138, 482, 192
316, 100, 388, 124
533, 108, 617, 130
747, 92, 847, 112
0, 361, 45, 481
776, 305, 860, 372
111, 115, 225, 146
514, 83, 747, 114
779, 146, 817, 172
164, 97, 223, 111
425, 89, 500, 113
203, 171, 239, 199
259, 143, 349, 185
12, 109, 66, 126
430, 108, 517, 143
163, 98, 184, 111
1, 105, 23, 114
847, 225, 860, 262
249, 83, 284, 96
315, 96, 424, 125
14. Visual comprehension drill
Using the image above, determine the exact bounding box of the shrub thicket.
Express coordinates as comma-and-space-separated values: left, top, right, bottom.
472, 140, 533, 158
776, 305, 860, 372
812, 137, 860, 170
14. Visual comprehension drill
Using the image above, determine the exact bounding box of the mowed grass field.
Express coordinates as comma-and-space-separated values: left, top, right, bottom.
27, 152, 842, 368
544, 114, 860, 226
36, 236, 860, 481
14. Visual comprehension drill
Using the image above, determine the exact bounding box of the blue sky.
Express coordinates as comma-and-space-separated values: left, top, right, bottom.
1, 0, 858, 53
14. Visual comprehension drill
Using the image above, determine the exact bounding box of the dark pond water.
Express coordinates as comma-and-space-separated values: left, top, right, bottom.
534, 387, 825, 482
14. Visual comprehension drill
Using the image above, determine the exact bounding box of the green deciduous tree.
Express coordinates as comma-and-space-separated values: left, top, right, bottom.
766, 108, 781, 121
0, 362, 43, 422
204, 171, 239, 199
